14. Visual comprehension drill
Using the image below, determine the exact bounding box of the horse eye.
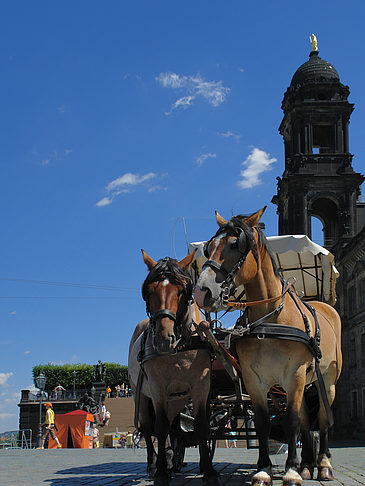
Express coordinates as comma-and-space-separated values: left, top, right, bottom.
230, 240, 238, 250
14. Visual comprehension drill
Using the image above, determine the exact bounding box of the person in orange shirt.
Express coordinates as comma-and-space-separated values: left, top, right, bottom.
106, 386, 111, 398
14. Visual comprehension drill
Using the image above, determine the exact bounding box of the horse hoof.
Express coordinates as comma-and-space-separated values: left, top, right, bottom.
300, 466, 313, 480
252, 472, 272, 486
317, 467, 334, 481
283, 469, 302, 486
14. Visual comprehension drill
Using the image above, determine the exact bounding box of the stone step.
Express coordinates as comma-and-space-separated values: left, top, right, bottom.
98, 396, 135, 445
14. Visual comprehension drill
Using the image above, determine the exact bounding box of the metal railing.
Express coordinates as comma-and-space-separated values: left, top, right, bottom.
21, 389, 89, 402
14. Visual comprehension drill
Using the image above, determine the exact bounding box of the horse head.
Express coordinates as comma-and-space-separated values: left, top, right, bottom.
194, 207, 266, 312
141, 250, 196, 355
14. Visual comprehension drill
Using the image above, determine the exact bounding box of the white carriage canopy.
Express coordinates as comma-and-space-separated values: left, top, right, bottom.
189, 235, 339, 306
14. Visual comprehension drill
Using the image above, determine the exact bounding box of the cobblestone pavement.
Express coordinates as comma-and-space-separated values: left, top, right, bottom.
0, 442, 364, 486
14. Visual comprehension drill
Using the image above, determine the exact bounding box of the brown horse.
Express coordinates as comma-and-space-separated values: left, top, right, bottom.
194, 208, 342, 486
128, 250, 220, 486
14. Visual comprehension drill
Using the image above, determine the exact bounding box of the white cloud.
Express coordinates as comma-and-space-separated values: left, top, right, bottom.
165, 96, 194, 115
24, 350, 30, 355
237, 148, 277, 189
196, 153, 217, 166
106, 172, 155, 192
156, 72, 229, 115
148, 185, 168, 193
96, 172, 160, 207
123, 73, 142, 81
40, 148, 72, 167
95, 196, 113, 207
9, 311, 16, 316
0, 373, 14, 386
218, 130, 241, 140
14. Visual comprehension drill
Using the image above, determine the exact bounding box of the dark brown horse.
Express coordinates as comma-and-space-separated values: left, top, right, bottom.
194, 208, 342, 486
128, 250, 220, 486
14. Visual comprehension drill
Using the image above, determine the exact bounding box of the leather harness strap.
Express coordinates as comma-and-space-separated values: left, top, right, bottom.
218, 281, 334, 427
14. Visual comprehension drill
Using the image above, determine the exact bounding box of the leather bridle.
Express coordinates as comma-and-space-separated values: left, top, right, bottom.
142, 257, 193, 354
202, 223, 255, 305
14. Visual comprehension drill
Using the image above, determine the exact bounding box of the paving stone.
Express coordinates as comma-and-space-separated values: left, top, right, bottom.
0, 442, 364, 485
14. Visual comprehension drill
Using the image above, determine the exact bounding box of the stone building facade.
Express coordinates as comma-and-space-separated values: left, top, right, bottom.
272, 41, 365, 438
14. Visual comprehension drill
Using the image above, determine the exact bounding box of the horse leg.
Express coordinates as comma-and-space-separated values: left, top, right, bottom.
282, 371, 306, 486
153, 405, 171, 486
139, 395, 157, 478
299, 401, 315, 480
194, 403, 220, 486
251, 403, 272, 486
316, 378, 336, 481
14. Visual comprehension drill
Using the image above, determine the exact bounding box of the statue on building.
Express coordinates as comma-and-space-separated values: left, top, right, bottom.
93, 360, 106, 382
77, 392, 99, 415
309, 33, 318, 52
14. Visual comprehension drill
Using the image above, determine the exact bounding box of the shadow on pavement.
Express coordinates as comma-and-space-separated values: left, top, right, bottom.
45, 461, 259, 485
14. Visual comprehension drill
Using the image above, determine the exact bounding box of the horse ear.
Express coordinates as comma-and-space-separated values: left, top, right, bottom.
178, 249, 197, 270
243, 207, 267, 228
141, 249, 157, 271
215, 211, 227, 227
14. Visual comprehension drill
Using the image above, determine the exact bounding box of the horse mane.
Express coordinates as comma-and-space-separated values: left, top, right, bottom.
141, 257, 193, 308
255, 227, 281, 279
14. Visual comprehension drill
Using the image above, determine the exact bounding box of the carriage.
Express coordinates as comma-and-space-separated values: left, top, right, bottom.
167, 234, 339, 468
129, 209, 341, 486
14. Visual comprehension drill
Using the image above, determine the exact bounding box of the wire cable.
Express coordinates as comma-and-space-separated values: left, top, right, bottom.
0, 277, 138, 292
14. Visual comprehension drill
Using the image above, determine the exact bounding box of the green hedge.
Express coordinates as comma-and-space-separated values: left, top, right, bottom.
32, 363, 129, 392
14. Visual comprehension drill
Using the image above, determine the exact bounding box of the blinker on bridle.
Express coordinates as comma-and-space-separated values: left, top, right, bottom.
202, 223, 253, 304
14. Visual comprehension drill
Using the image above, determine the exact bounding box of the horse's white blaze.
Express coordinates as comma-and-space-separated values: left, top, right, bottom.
162, 278, 170, 287
209, 233, 226, 259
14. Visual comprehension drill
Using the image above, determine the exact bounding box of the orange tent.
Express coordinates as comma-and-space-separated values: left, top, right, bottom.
49, 410, 94, 449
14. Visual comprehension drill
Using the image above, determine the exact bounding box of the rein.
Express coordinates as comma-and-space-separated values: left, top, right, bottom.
225, 282, 295, 309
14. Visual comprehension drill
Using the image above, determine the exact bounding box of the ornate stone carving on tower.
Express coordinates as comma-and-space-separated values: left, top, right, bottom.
272, 35, 364, 251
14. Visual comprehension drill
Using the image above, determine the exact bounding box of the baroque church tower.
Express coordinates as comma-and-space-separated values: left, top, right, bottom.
273, 36, 365, 438
272, 35, 364, 250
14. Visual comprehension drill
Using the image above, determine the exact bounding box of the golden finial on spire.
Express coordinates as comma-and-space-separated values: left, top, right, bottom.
309, 34, 318, 52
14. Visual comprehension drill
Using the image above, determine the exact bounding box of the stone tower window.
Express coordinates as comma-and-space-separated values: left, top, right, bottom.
312, 124, 335, 153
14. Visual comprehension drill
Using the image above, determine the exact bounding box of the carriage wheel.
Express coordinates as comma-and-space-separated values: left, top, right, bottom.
171, 435, 186, 473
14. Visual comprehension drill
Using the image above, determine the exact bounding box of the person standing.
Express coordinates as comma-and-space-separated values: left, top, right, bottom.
92, 424, 99, 448
126, 431, 133, 449
38, 403, 62, 449
106, 386, 111, 398
53, 384, 66, 400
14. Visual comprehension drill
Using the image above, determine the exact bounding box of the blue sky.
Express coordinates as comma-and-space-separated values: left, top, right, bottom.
1, 1, 365, 432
